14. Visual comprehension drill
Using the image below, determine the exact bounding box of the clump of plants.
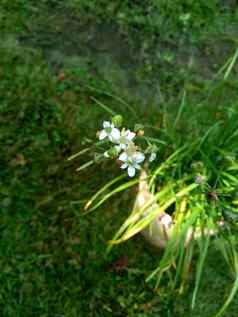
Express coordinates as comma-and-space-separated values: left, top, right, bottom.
70, 97, 238, 316
69, 50, 238, 315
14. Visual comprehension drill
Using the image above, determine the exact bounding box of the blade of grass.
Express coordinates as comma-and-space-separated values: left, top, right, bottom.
173, 90, 186, 129
84, 174, 126, 211
174, 224, 194, 291
149, 143, 189, 188
191, 233, 210, 309
214, 273, 238, 317
224, 48, 238, 80
76, 160, 94, 172
112, 183, 198, 244
198, 122, 220, 148
140, 136, 166, 145
91, 96, 116, 116
147, 206, 200, 283
199, 149, 220, 176
221, 172, 238, 185
180, 238, 195, 293
107, 180, 177, 252
122, 176, 193, 238
68, 147, 91, 161
68, 141, 106, 161
86, 178, 140, 213
87, 84, 139, 119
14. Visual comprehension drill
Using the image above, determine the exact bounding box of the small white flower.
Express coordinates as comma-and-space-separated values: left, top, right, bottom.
149, 152, 156, 162
99, 121, 120, 142
125, 130, 136, 141
115, 129, 136, 152
133, 152, 145, 164
119, 150, 145, 177
118, 152, 128, 162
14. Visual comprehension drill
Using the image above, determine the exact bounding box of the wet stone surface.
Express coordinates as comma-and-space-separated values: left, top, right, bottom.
16, 3, 237, 105
18, 6, 161, 105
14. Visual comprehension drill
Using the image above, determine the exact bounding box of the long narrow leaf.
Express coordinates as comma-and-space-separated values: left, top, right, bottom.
224, 48, 238, 80
91, 96, 116, 115
87, 84, 139, 119
191, 233, 210, 309
76, 160, 94, 172
84, 174, 126, 211
86, 178, 140, 213
214, 273, 238, 317
149, 144, 189, 188
174, 90, 186, 129
112, 183, 198, 244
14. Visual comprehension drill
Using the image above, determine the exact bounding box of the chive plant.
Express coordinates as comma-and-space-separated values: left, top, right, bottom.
70, 51, 238, 315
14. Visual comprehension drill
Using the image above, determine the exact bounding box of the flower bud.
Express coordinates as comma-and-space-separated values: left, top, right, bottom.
108, 147, 119, 158
112, 115, 123, 128
191, 161, 204, 171
134, 124, 144, 132
137, 129, 144, 137
194, 175, 206, 184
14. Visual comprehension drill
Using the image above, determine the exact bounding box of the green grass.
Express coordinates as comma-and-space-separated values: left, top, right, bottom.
1, 1, 238, 316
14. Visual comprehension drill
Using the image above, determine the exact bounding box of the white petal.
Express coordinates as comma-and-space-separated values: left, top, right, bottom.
134, 152, 145, 163
149, 152, 156, 162
121, 163, 128, 169
99, 130, 107, 140
109, 128, 120, 142
126, 130, 136, 140
134, 163, 141, 170
103, 121, 111, 128
128, 166, 136, 177
119, 152, 128, 162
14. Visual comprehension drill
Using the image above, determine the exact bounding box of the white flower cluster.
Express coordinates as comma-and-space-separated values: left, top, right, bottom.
98, 120, 157, 177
